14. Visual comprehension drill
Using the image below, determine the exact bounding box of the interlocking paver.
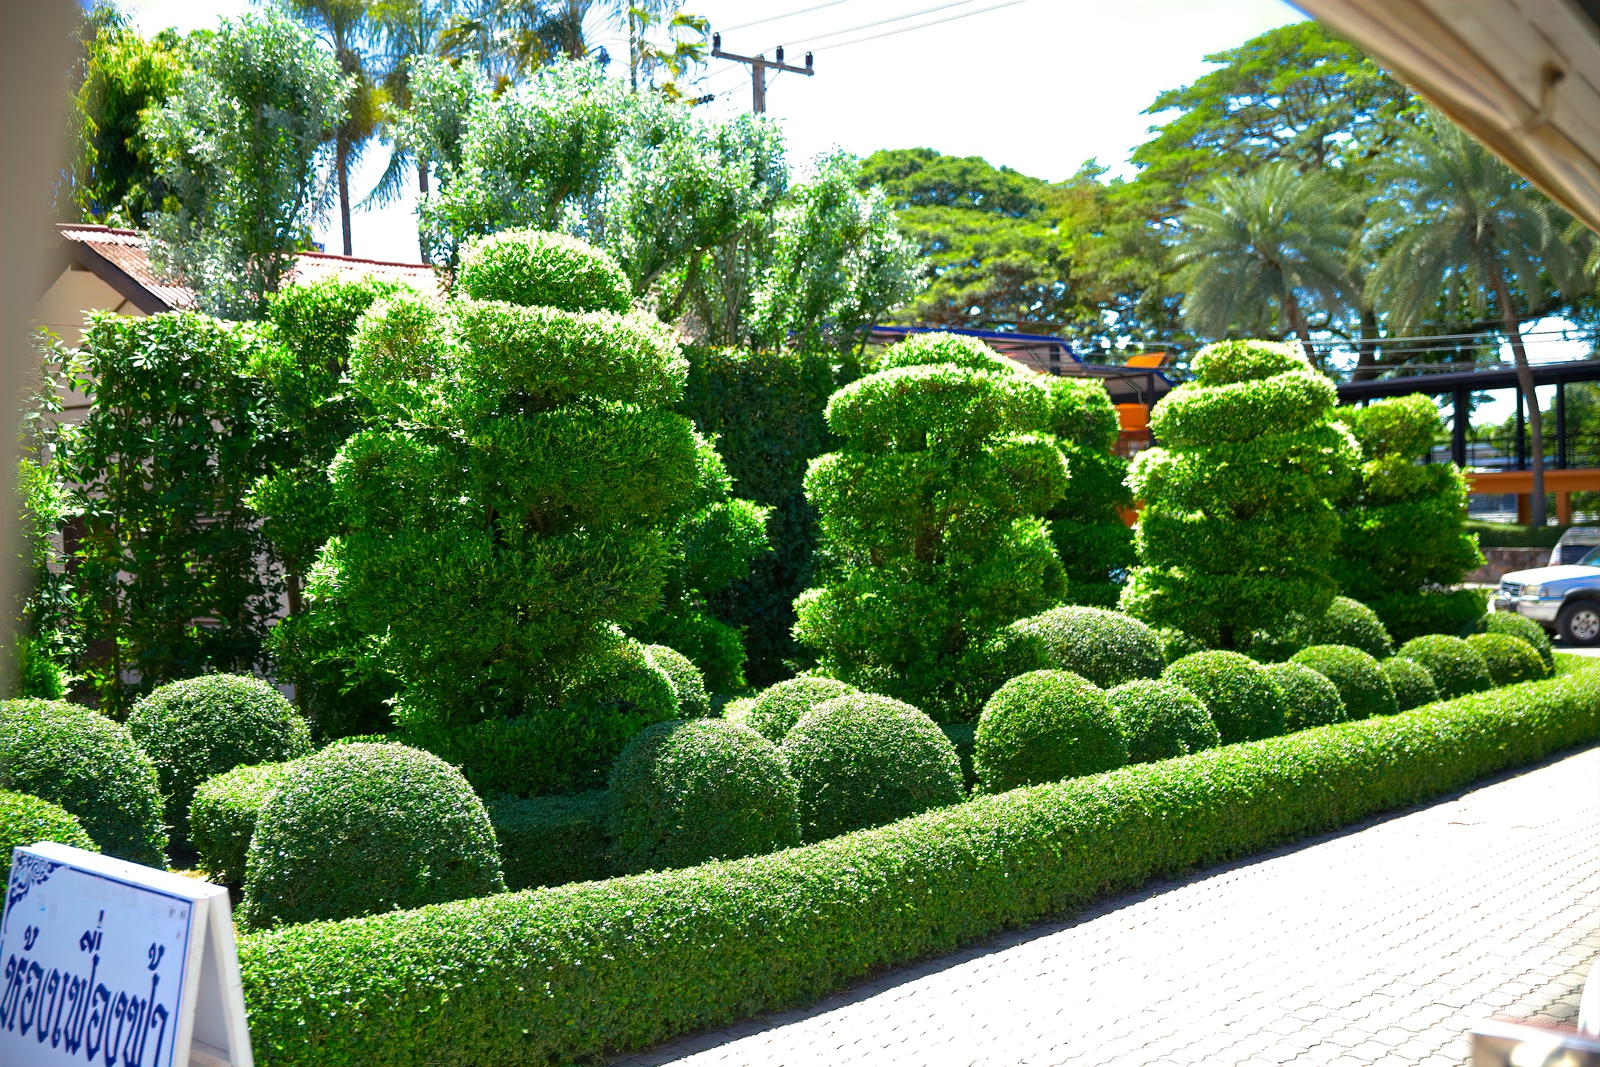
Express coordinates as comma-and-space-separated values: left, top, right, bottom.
613, 745, 1600, 1066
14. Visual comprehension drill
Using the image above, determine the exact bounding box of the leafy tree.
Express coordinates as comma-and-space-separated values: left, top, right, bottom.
145, 13, 345, 319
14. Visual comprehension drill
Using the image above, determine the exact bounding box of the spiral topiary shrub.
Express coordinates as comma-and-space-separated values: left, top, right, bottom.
1466, 633, 1548, 687
1262, 662, 1347, 731
1121, 340, 1358, 649
190, 761, 294, 887
0, 699, 166, 865
1303, 596, 1393, 660
1381, 656, 1438, 711
794, 331, 1068, 719
974, 671, 1127, 792
1007, 606, 1164, 690
645, 645, 710, 718
242, 743, 504, 928
1041, 377, 1136, 607
489, 791, 614, 890
1396, 635, 1492, 700
608, 719, 800, 874
1104, 678, 1219, 764
781, 692, 963, 842
1, 789, 97, 883
1161, 651, 1286, 743
127, 674, 312, 849
743, 676, 857, 743
1481, 614, 1554, 673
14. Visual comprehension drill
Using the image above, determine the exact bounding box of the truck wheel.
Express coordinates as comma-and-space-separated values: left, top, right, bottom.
1557, 601, 1600, 647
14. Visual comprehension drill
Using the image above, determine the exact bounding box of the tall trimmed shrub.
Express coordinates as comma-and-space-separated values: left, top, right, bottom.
794, 332, 1068, 718
1041, 378, 1135, 608
1121, 340, 1358, 649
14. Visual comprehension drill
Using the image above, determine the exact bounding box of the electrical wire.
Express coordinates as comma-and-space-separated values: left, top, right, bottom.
809, 0, 1031, 50
781, 0, 980, 47
719, 0, 852, 33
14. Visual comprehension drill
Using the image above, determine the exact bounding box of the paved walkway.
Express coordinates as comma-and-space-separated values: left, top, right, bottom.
616, 745, 1600, 1067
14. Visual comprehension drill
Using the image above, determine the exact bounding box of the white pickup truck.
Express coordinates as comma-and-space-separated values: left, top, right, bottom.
1494, 528, 1600, 647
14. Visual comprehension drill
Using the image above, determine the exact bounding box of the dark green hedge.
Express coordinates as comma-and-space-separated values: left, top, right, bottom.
236, 670, 1600, 1066
488, 791, 614, 891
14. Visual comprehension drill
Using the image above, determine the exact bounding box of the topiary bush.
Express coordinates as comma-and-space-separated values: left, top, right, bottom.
1482, 612, 1554, 673
488, 791, 615, 890
127, 673, 312, 849
1289, 645, 1397, 721
743, 675, 857, 743
1007, 606, 1164, 690
1, 789, 97, 883
0, 699, 166, 865
644, 645, 711, 718
1381, 656, 1438, 711
1396, 635, 1493, 700
1104, 678, 1219, 764
794, 331, 1068, 719
1162, 651, 1286, 743
190, 761, 294, 888
608, 719, 800, 873
1466, 633, 1548, 687
1121, 340, 1358, 649
1041, 377, 1135, 608
1303, 596, 1393, 660
781, 692, 963, 842
242, 743, 504, 927
974, 670, 1127, 792
1156, 626, 1206, 665
1262, 662, 1347, 731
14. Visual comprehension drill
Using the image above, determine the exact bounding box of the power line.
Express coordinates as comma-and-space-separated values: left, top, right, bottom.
719, 0, 852, 33
810, 0, 1031, 50
782, 0, 980, 48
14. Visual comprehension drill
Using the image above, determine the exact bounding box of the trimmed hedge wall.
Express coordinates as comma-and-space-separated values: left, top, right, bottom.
236, 670, 1600, 1066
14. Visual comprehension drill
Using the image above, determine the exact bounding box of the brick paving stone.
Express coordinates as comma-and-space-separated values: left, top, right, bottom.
613, 746, 1600, 1067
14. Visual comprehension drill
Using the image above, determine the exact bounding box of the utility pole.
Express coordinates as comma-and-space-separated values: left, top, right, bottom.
710, 33, 814, 113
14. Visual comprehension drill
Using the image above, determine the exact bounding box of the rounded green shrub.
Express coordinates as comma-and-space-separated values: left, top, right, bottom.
608, 719, 800, 873
127, 674, 312, 848
1105, 678, 1219, 764
1161, 651, 1286, 743
0, 699, 166, 865
1, 789, 97, 883
190, 761, 294, 888
1481, 613, 1554, 673
644, 644, 710, 717
1380, 656, 1438, 711
781, 693, 963, 842
975, 671, 1127, 792
1289, 645, 1397, 720
1007, 606, 1163, 689
457, 229, 632, 314
242, 743, 504, 927
743, 676, 857, 743
1262, 662, 1347, 731
1303, 596, 1393, 660
1396, 634, 1492, 700
1466, 633, 1548, 687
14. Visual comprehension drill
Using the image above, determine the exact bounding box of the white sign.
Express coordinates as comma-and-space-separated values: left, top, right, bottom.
0, 842, 252, 1067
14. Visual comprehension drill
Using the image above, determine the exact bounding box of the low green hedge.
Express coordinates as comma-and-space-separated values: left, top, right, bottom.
488, 791, 614, 890
236, 670, 1600, 1066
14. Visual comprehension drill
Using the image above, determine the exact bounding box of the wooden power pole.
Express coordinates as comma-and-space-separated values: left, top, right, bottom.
711, 33, 814, 113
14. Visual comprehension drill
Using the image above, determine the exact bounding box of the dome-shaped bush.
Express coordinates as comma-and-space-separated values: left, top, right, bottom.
1303, 596, 1393, 660
1262, 662, 1347, 731
0, 699, 166, 865
1007, 606, 1164, 689
457, 228, 632, 313
1289, 645, 1397, 720
1, 789, 97, 883
743, 676, 857, 743
1380, 656, 1438, 711
1396, 635, 1492, 700
1482, 612, 1554, 672
644, 644, 710, 718
1105, 678, 1219, 764
608, 719, 800, 873
975, 671, 1127, 792
128, 674, 312, 848
190, 761, 294, 888
1465, 633, 1548, 687
781, 693, 963, 842
1161, 651, 1286, 743
242, 743, 504, 927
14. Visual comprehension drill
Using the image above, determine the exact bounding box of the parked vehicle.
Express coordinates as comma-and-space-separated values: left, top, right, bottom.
1548, 526, 1600, 567
1496, 543, 1600, 646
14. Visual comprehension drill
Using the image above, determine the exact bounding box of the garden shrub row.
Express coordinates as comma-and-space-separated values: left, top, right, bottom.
236, 669, 1600, 1066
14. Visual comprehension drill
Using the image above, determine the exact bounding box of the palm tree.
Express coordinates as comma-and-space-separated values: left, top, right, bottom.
1367, 113, 1584, 527
1173, 161, 1358, 368
369, 0, 468, 204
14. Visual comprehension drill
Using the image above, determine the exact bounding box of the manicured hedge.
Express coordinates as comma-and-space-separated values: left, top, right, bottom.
191, 761, 294, 888
1008, 606, 1164, 690
489, 791, 614, 891
1380, 657, 1438, 712
1, 789, 97, 884
1397, 635, 1492, 700
1262, 662, 1346, 731
974, 670, 1127, 792
1162, 651, 1285, 743
1482, 612, 1554, 672
236, 670, 1600, 1066
1466, 633, 1547, 688
1289, 645, 1397, 721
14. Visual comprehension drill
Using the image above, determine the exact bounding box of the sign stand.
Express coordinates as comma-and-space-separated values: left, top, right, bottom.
0, 841, 252, 1067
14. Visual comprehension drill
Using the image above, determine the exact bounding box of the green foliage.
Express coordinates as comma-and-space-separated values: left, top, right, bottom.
608, 719, 800, 873
1380, 656, 1439, 711
190, 760, 292, 887
1263, 661, 1347, 731
488, 791, 615, 891
126, 674, 312, 849
1290, 644, 1397, 720
0, 790, 97, 884
1465, 633, 1548, 688
1105, 678, 1221, 763
939, 722, 978, 790
644, 645, 710, 718
1396, 635, 1493, 700
1482, 612, 1555, 673
13, 436, 76, 699
975, 670, 1127, 792
1302, 596, 1393, 659
743, 676, 857, 743
242, 743, 503, 928
1156, 626, 1206, 665
1162, 650, 1286, 743
458, 229, 633, 313
1041, 378, 1135, 605
795, 332, 1068, 719
1007, 606, 1164, 690
780, 692, 963, 842
0, 699, 166, 865
1122, 340, 1358, 648
233, 671, 1600, 1067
